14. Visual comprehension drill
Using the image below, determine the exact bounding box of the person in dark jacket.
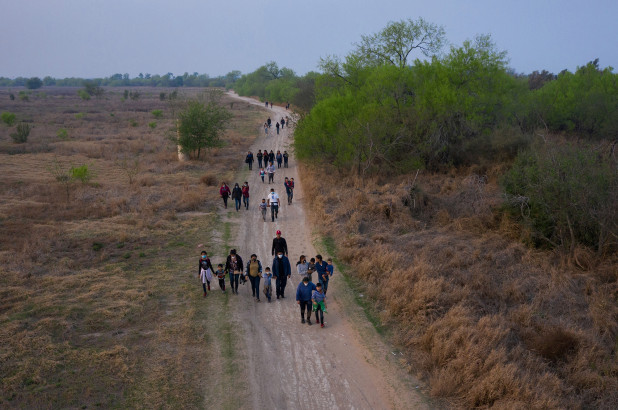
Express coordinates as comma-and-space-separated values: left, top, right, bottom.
276, 150, 283, 168
272, 251, 291, 299
199, 250, 214, 294
225, 249, 244, 294
315, 254, 329, 294
296, 277, 317, 324
272, 230, 288, 256
245, 151, 254, 170
257, 150, 263, 168
268, 150, 275, 165
283, 151, 289, 168
231, 183, 243, 212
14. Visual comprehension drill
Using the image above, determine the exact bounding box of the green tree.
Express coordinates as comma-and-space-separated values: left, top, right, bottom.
1, 111, 16, 126
176, 91, 232, 159
82, 80, 104, 97
354, 18, 445, 68
25, 77, 43, 89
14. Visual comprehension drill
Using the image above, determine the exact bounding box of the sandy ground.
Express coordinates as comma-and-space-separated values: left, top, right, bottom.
219, 92, 429, 409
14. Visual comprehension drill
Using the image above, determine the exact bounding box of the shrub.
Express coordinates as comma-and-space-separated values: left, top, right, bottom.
1, 111, 16, 126
57, 128, 69, 140
92, 242, 103, 251
18, 91, 29, 101
77, 89, 90, 100
129, 119, 138, 127
11, 123, 30, 143
159, 92, 166, 100
75, 112, 84, 119
123, 89, 129, 99
502, 142, 617, 254
151, 109, 163, 118
200, 173, 218, 186
9, 93, 15, 100
129, 91, 140, 101
148, 121, 157, 129
70, 164, 94, 184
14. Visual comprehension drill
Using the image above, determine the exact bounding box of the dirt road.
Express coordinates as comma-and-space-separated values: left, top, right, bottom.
219, 93, 429, 409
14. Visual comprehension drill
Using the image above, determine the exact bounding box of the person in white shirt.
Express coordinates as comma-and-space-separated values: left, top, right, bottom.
267, 188, 280, 222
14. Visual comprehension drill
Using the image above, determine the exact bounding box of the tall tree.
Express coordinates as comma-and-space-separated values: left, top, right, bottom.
355, 18, 446, 68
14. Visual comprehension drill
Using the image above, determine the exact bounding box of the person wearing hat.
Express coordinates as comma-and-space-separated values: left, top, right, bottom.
271, 230, 288, 256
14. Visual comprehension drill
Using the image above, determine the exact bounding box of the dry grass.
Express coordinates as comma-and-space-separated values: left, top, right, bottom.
301, 164, 618, 409
0, 86, 266, 407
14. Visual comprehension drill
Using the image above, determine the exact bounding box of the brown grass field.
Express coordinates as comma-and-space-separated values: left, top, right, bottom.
0, 87, 265, 407
301, 164, 618, 409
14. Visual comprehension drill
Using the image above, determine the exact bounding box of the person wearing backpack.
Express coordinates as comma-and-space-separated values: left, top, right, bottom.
257, 150, 263, 168
283, 151, 289, 168
245, 151, 254, 170
225, 249, 244, 295
241, 182, 250, 210
198, 250, 214, 296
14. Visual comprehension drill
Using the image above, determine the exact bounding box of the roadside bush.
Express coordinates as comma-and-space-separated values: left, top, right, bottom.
148, 121, 157, 129
159, 92, 166, 100
502, 141, 617, 254
18, 91, 29, 101
11, 123, 30, 143
9, 93, 15, 100
151, 109, 163, 118
1, 111, 16, 126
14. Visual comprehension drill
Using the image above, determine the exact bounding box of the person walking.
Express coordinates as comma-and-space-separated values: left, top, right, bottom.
284, 177, 294, 205
245, 151, 254, 170
276, 121, 280, 135
312, 283, 327, 328
231, 183, 242, 212
267, 117, 272, 128
262, 267, 273, 302
281, 117, 285, 128
257, 150, 263, 168
272, 250, 291, 299
264, 123, 269, 136
283, 151, 289, 168
267, 162, 276, 184
267, 188, 280, 222
214, 263, 226, 292
225, 249, 244, 295
219, 182, 231, 209
307, 257, 316, 283
245, 254, 262, 302
268, 150, 275, 165
259, 198, 268, 221
276, 151, 283, 169
296, 255, 309, 280
296, 277, 317, 324
242, 182, 250, 210
259, 168, 266, 183
272, 229, 288, 256
199, 250, 213, 296
315, 254, 329, 295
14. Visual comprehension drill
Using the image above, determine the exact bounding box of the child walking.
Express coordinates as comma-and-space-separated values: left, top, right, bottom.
262, 267, 273, 302
312, 283, 327, 328
215, 263, 226, 293
259, 168, 265, 183
259, 198, 268, 221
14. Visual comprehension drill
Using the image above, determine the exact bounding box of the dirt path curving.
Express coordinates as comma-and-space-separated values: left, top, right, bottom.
219, 92, 429, 409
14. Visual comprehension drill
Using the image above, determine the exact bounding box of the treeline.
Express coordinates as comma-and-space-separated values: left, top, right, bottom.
232, 61, 319, 112
289, 18, 617, 254
0, 71, 242, 89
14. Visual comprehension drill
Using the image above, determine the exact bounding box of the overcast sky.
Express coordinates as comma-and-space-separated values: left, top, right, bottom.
1, 0, 617, 79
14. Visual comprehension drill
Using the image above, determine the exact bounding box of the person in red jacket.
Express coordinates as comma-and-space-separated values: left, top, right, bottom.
241, 182, 250, 210
219, 182, 231, 209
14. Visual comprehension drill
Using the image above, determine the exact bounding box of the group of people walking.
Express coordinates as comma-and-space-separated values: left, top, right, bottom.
264, 116, 289, 136
198, 231, 333, 327
219, 181, 250, 211
246, 149, 289, 170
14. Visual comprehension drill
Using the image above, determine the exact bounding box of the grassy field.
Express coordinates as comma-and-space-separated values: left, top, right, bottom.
0, 87, 265, 407
300, 163, 618, 409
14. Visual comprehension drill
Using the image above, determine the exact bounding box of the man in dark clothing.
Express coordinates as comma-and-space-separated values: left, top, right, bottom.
245, 151, 254, 170
272, 251, 291, 299
272, 230, 288, 256
296, 277, 316, 324
257, 150, 263, 168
